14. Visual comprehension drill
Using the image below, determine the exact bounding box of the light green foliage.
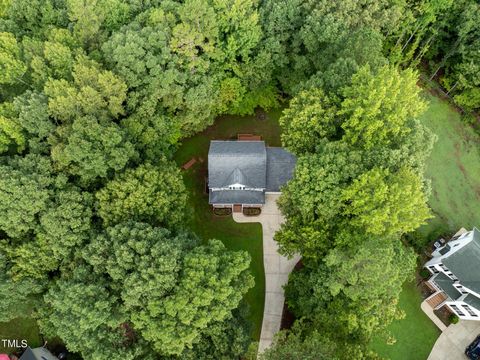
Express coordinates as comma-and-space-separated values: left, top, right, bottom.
260, 326, 339, 360
50, 115, 135, 183
102, 0, 274, 141
286, 236, 416, 342
387, 0, 453, 66
96, 162, 186, 227
66, 0, 131, 48
279, 89, 338, 154
342, 167, 431, 236
1, 0, 68, 37
340, 66, 427, 149
0, 32, 27, 85
0, 157, 91, 281
44, 56, 127, 122
276, 142, 365, 259
138, 239, 254, 355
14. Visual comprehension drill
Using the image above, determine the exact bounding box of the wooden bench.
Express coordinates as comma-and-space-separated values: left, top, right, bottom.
181, 158, 197, 170
238, 134, 262, 141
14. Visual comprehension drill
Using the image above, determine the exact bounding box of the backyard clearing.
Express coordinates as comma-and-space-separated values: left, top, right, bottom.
174, 110, 283, 340
371, 93, 480, 359
418, 95, 480, 242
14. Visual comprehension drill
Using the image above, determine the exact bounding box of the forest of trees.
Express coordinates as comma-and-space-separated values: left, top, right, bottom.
0, 0, 479, 359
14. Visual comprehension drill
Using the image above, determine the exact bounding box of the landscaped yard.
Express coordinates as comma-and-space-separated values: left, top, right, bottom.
370, 281, 440, 360
418, 94, 480, 242
372, 94, 480, 359
174, 109, 283, 340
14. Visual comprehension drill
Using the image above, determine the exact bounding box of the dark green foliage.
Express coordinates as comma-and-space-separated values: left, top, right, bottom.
1, 0, 477, 358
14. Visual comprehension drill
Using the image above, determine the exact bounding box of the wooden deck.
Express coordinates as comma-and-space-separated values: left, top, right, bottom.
238, 133, 262, 141
426, 291, 447, 309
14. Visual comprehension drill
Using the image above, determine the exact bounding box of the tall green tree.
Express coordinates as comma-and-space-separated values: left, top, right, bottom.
285, 235, 416, 343
95, 161, 186, 228
82, 222, 254, 356
342, 167, 431, 236
279, 89, 338, 155
0, 31, 26, 86
339, 65, 426, 149
50, 115, 135, 184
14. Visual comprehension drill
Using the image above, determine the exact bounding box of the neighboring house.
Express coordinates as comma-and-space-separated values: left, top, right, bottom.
19, 347, 58, 360
208, 140, 296, 211
424, 227, 480, 320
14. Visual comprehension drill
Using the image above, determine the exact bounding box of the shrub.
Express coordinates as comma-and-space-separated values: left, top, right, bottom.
213, 207, 232, 216
419, 268, 431, 279
243, 208, 261, 216
449, 314, 459, 324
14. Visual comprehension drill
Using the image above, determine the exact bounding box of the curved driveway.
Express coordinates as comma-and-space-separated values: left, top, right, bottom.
233, 194, 300, 354
427, 320, 480, 360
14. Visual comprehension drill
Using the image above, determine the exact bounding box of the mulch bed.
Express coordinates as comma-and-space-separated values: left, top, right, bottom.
434, 305, 453, 327
243, 207, 261, 216
213, 207, 232, 216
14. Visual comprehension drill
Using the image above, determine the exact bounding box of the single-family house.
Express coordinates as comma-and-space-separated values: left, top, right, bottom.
424, 227, 480, 320
208, 140, 296, 211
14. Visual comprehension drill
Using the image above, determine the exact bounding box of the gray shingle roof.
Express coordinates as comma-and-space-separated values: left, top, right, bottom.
208, 141, 296, 205
443, 227, 480, 294
464, 294, 480, 312
433, 272, 461, 300
209, 190, 265, 204
20, 347, 58, 360
208, 141, 266, 189
266, 147, 296, 192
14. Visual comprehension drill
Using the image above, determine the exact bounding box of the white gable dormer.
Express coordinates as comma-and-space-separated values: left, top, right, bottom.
228, 183, 246, 190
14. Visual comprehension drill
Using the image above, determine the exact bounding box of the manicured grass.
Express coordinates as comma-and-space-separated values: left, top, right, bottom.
373, 94, 480, 359
0, 317, 42, 353
370, 281, 440, 360
174, 110, 283, 340
417, 94, 480, 241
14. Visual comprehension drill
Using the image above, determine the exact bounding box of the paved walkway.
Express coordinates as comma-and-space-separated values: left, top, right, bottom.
428, 320, 480, 360
233, 194, 300, 354
421, 299, 448, 331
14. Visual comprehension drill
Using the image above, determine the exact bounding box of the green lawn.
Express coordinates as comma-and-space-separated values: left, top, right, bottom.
174, 110, 283, 340
373, 94, 480, 359
370, 281, 440, 360
0, 317, 42, 353
417, 94, 480, 241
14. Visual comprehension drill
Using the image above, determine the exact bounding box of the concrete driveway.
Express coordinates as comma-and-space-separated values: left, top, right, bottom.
428, 320, 480, 360
233, 194, 300, 354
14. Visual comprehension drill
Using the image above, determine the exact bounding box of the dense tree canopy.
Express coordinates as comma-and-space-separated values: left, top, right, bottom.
95, 161, 186, 227
0, 0, 474, 357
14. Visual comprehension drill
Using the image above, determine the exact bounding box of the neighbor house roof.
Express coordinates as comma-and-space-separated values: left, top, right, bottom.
208, 141, 266, 189
443, 227, 480, 294
433, 272, 461, 300
464, 294, 480, 311
20, 347, 58, 360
